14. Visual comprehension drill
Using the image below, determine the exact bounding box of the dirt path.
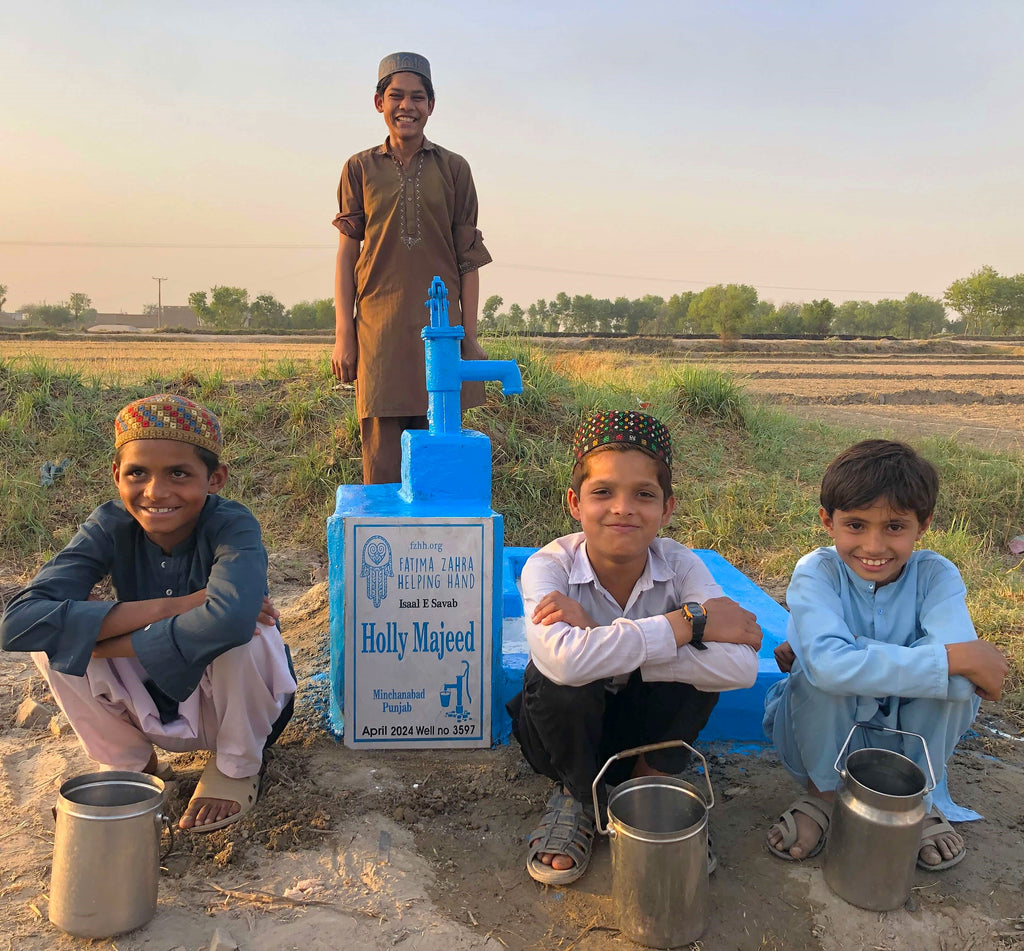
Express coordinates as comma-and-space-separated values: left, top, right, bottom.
2, 584, 1023, 951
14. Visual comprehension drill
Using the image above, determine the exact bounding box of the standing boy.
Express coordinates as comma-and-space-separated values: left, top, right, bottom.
508, 411, 763, 884
764, 440, 1007, 867
1, 395, 296, 831
331, 52, 492, 484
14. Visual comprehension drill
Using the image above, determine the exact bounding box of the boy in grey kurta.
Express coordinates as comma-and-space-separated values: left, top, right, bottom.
331, 51, 492, 484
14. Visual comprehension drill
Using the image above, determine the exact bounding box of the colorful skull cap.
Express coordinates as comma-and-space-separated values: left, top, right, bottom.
378, 51, 432, 84
572, 411, 672, 470
115, 394, 222, 456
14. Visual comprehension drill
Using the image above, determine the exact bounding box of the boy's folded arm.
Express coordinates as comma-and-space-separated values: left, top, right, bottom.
525, 612, 677, 686
788, 565, 952, 699
641, 642, 759, 691
132, 521, 268, 701
0, 519, 118, 675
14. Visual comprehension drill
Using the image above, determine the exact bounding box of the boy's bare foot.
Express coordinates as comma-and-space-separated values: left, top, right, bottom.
917, 810, 966, 869
767, 790, 833, 860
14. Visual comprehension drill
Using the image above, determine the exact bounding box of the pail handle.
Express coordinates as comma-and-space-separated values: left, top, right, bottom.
591, 739, 714, 836
833, 722, 937, 793
159, 812, 175, 861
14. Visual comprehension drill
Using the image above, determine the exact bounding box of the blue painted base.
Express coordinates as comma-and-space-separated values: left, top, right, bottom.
496, 547, 787, 743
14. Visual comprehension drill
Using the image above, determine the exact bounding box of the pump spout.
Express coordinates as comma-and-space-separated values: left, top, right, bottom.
459, 357, 523, 395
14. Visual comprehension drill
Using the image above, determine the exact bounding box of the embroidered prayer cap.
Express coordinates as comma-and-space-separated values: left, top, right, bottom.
571, 411, 672, 471
114, 394, 223, 456
378, 51, 432, 84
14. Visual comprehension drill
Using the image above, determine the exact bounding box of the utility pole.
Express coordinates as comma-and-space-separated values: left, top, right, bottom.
152, 276, 167, 330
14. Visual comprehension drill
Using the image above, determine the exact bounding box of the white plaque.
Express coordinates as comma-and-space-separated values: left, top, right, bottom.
343, 517, 493, 748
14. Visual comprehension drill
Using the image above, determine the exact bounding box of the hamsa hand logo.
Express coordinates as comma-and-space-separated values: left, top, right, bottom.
360, 534, 393, 608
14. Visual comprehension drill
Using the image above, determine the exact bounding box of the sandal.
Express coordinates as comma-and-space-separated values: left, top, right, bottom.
526, 788, 595, 885
181, 759, 262, 833
917, 809, 967, 871
767, 795, 831, 861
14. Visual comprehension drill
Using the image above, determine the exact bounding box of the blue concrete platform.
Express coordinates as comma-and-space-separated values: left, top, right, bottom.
496, 546, 787, 742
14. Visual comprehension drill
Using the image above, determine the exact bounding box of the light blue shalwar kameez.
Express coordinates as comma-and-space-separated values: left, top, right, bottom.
763, 547, 980, 808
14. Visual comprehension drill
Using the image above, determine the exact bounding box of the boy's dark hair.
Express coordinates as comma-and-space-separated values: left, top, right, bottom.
820, 439, 938, 522
114, 442, 221, 477
571, 444, 674, 502
376, 72, 435, 103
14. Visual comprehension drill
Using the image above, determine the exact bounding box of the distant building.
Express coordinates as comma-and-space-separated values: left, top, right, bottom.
89, 306, 199, 330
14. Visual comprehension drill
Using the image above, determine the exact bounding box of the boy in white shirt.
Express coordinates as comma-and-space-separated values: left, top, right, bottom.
507, 411, 762, 884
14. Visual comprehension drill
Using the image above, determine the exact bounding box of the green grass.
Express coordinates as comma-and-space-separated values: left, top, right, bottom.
1, 349, 1022, 702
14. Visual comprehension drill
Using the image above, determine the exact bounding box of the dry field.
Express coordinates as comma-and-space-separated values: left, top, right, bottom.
2, 335, 1022, 452
542, 338, 1024, 454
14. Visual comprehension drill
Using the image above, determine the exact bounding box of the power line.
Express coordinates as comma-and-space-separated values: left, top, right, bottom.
0, 239, 917, 296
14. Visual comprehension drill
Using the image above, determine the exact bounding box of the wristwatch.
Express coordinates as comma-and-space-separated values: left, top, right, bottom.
682, 602, 708, 651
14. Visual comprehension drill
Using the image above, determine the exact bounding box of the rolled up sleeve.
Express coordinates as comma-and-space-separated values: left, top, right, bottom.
334, 158, 366, 240
450, 158, 491, 274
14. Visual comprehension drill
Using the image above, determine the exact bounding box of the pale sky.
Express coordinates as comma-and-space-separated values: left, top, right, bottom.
2, 0, 1022, 315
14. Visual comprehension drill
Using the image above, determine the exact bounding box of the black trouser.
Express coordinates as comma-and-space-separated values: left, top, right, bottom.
507, 661, 719, 808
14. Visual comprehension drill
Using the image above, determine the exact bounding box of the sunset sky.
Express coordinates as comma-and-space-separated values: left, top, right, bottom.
2, 1, 1022, 315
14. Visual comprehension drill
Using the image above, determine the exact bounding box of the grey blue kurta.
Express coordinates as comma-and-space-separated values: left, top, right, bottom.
333, 137, 491, 419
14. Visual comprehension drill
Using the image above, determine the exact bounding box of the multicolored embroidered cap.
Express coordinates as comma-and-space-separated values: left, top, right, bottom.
571, 411, 672, 470
114, 394, 222, 456
378, 51, 432, 84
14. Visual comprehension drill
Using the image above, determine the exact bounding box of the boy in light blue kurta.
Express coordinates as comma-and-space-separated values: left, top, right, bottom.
763, 440, 1007, 870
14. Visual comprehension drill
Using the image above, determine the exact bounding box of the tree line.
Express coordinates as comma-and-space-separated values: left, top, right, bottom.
5, 266, 1023, 337
480, 266, 1024, 338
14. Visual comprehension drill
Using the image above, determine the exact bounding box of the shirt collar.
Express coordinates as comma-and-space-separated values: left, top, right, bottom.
569, 537, 669, 598
375, 136, 435, 157
833, 546, 913, 595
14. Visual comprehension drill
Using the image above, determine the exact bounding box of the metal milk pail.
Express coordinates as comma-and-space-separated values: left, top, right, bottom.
823, 725, 935, 911
592, 740, 714, 948
49, 771, 171, 938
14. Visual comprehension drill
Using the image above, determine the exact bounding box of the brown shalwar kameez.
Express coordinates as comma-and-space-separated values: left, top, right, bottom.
333, 138, 491, 427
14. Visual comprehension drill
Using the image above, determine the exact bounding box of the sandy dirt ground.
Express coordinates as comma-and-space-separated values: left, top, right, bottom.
2, 581, 1023, 951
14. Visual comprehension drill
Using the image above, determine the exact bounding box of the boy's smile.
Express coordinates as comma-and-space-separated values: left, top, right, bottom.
568, 449, 674, 576
113, 440, 227, 553
820, 499, 930, 587
375, 72, 434, 148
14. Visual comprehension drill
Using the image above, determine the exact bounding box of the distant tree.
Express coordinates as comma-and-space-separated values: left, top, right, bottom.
188, 291, 211, 326
944, 266, 1004, 335
526, 298, 548, 333
504, 302, 525, 333
25, 303, 73, 327
665, 292, 695, 332
480, 294, 503, 334
290, 299, 334, 329
188, 286, 250, 329
249, 293, 287, 330
0, 284, 7, 311
901, 292, 948, 337
871, 299, 904, 336
689, 284, 758, 340
800, 298, 835, 335
68, 292, 92, 319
